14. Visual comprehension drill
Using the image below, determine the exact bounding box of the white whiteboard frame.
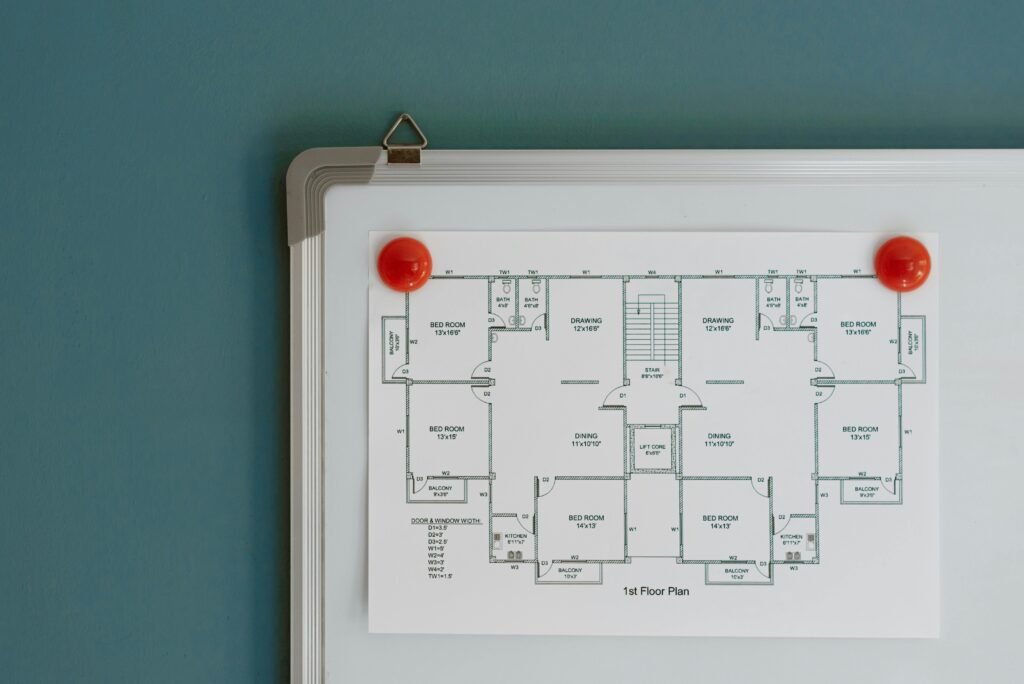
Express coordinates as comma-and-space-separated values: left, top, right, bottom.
286, 147, 1024, 684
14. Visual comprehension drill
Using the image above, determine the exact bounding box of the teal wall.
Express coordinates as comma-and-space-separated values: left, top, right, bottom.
1, 1, 1021, 681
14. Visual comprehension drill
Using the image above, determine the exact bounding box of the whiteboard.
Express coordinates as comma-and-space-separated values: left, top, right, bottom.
287, 148, 1024, 683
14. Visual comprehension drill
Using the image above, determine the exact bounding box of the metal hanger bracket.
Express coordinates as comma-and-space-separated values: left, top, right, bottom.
382, 113, 428, 164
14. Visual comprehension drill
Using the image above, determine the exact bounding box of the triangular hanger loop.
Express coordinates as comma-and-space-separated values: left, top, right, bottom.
382, 113, 428, 164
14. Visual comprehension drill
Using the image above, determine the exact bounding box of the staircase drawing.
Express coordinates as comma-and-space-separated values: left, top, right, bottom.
625, 294, 679, 361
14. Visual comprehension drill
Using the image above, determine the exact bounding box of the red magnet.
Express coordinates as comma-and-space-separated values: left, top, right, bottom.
874, 236, 931, 292
377, 237, 432, 292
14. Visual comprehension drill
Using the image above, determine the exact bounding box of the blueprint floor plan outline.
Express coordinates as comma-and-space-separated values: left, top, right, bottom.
366, 231, 939, 637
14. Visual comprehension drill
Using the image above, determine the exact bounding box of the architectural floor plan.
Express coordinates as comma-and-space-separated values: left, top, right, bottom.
367, 232, 939, 637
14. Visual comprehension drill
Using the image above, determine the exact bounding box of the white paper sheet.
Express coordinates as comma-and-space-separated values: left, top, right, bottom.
367, 231, 938, 637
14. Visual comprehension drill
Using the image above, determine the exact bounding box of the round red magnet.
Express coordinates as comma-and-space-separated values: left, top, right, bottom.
874, 236, 931, 292
377, 237, 432, 292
